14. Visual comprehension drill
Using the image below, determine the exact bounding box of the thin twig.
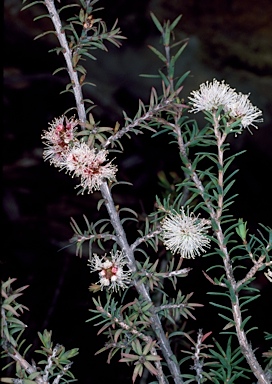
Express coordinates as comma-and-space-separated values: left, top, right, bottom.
237, 256, 272, 289
131, 229, 161, 251
174, 110, 270, 384
44, 0, 87, 125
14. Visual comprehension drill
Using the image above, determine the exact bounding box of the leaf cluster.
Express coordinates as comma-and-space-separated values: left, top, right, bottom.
119, 339, 161, 383
35, 330, 79, 383
179, 334, 251, 383
1, 278, 29, 349
1, 279, 78, 384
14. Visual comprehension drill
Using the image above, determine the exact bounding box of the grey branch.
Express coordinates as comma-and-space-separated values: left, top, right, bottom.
44, 0, 86, 125
3, 344, 48, 384
175, 111, 270, 384
103, 97, 176, 148
131, 229, 161, 251
100, 182, 184, 384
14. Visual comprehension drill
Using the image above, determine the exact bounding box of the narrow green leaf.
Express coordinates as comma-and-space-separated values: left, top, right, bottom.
169, 14, 182, 31
34, 30, 56, 40
217, 313, 235, 324
172, 41, 188, 64
148, 45, 166, 63
209, 302, 233, 312
21, 1, 44, 11
52, 67, 67, 75
240, 295, 260, 308
150, 12, 163, 33
240, 315, 252, 331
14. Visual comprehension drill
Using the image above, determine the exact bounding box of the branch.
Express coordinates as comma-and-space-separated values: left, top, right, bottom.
97, 306, 166, 384
155, 303, 190, 312
237, 256, 272, 288
44, 0, 86, 125
2, 343, 47, 384
102, 98, 172, 148
131, 229, 161, 251
212, 114, 269, 384
40, 3, 183, 382
175, 111, 269, 384
75, 232, 118, 243
100, 182, 184, 384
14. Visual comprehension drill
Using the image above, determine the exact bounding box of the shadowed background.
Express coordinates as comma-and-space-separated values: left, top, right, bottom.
3, 0, 272, 382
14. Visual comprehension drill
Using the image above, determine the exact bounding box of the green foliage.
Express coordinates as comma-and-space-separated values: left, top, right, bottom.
22, 0, 125, 114
119, 339, 162, 383
5, 1, 272, 383
75, 113, 115, 148
1, 278, 29, 349
1, 279, 78, 384
206, 337, 251, 383
35, 330, 79, 382
155, 291, 203, 323
70, 214, 113, 257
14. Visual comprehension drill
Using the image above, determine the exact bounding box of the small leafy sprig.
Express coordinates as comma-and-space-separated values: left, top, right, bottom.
35, 330, 79, 384
119, 339, 162, 384
89, 296, 163, 383
22, 0, 125, 122
1, 279, 78, 384
1, 278, 29, 349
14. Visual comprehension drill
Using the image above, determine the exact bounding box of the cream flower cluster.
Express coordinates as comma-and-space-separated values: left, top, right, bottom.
42, 116, 117, 193
88, 250, 132, 291
65, 142, 117, 193
160, 208, 211, 259
42, 115, 78, 166
188, 79, 263, 131
264, 268, 272, 283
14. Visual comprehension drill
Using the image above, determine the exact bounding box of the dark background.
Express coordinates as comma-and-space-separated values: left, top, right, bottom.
3, 0, 272, 383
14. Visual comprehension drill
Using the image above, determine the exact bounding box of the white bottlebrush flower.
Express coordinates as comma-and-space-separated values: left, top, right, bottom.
160, 208, 211, 258
264, 268, 272, 283
88, 250, 132, 292
41, 115, 78, 167
188, 79, 263, 132
188, 79, 237, 113
64, 142, 117, 193
225, 92, 263, 131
